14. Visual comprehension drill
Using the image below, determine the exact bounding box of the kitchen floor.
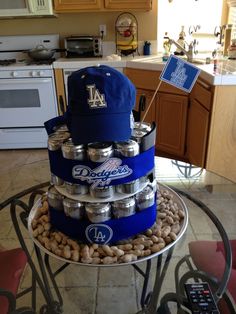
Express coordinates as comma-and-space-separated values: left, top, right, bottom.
0, 149, 235, 314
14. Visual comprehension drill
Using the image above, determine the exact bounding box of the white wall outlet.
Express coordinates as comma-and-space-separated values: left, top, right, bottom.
99, 24, 107, 37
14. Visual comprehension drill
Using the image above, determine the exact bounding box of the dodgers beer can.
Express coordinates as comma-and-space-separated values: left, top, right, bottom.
62, 139, 86, 160
112, 197, 136, 218
116, 179, 140, 194
63, 198, 85, 220
47, 186, 64, 210
115, 140, 139, 157
65, 182, 89, 195
135, 185, 155, 210
85, 202, 111, 223
87, 142, 113, 162
90, 185, 114, 199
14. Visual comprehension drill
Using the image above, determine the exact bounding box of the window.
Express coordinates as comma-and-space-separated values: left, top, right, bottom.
157, 0, 224, 53
228, 7, 236, 39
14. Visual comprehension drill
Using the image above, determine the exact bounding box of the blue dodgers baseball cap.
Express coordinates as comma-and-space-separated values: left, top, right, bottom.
67, 65, 136, 144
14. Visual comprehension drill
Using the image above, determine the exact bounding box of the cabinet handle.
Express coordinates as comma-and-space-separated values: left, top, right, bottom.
59, 95, 65, 115
197, 80, 210, 90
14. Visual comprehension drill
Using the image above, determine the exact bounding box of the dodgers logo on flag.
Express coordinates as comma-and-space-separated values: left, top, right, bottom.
160, 55, 201, 93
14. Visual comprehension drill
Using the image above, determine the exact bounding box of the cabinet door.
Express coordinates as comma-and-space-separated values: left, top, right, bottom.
54, 0, 102, 11
187, 99, 209, 167
54, 69, 67, 115
156, 93, 188, 157
134, 89, 155, 124
104, 0, 152, 10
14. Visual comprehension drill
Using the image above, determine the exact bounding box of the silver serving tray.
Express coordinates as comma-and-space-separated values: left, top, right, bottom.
28, 183, 188, 267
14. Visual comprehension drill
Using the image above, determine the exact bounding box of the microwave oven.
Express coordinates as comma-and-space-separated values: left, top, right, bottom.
65, 36, 103, 58
0, 0, 54, 18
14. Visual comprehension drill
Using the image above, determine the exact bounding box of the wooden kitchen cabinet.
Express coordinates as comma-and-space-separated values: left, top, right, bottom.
104, 0, 152, 10
54, 0, 103, 11
187, 99, 209, 167
187, 78, 213, 167
54, 0, 152, 11
156, 93, 188, 157
134, 89, 155, 124
54, 69, 67, 115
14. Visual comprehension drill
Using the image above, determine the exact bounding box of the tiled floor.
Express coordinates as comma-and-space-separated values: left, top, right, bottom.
0, 149, 235, 314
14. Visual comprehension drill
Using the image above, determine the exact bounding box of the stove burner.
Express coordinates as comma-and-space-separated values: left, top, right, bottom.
26, 58, 55, 65
0, 59, 16, 66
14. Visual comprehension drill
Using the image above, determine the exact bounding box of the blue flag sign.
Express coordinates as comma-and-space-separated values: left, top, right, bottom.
160, 55, 201, 93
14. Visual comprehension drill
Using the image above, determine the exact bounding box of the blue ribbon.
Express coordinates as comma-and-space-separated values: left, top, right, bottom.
49, 202, 157, 244
48, 146, 155, 186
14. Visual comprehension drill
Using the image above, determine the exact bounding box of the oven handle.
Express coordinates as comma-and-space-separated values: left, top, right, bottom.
59, 95, 66, 115
0, 78, 52, 85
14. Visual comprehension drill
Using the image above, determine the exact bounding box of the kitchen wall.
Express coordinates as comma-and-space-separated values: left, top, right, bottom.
0, 2, 157, 46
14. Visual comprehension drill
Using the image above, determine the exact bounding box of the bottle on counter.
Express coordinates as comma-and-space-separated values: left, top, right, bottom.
174, 26, 186, 56
162, 32, 171, 62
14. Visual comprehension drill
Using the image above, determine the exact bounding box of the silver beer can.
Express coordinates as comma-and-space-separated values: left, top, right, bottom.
87, 142, 113, 162
116, 179, 140, 194
65, 181, 89, 195
63, 198, 85, 220
133, 122, 152, 133
135, 185, 155, 211
115, 140, 140, 157
131, 129, 148, 144
62, 138, 86, 160
47, 186, 64, 210
48, 132, 70, 151
90, 185, 114, 199
112, 197, 136, 218
50, 173, 64, 186
85, 202, 111, 223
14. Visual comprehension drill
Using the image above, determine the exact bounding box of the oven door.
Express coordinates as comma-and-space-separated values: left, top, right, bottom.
0, 78, 58, 128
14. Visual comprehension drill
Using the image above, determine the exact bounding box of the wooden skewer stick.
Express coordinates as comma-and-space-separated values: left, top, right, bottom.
141, 80, 162, 122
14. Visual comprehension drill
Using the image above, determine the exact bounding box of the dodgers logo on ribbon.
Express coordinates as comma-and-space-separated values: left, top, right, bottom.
72, 158, 132, 187
85, 224, 113, 244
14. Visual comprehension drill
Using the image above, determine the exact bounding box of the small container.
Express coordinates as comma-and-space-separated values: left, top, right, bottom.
47, 186, 64, 210
135, 185, 155, 211
133, 122, 152, 133
85, 202, 111, 223
62, 139, 86, 160
63, 198, 85, 220
115, 140, 139, 157
116, 179, 140, 194
48, 132, 70, 151
50, 173, 64, 186
87, 142, 113, 162
90, 185, 114, 199
112, 197, 136, 218
131, 129, 148, 144
65, 182, 88, 195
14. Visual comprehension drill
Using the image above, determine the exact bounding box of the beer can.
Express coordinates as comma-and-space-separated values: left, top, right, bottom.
87, 142, 113, 162
112, 197, 136, 218
54, 124, 69, 133
85, 202, 111, 223
115, 140, 139, 157
131, 129, 147, 144
63, 198, 85, 220
48, 132, 70, 151
116, 179, 140, 194
133, 122, 152, 133
90, 185, 114, 199
62, 138, 86, 160
47, 186, 64, 210
65, 182, 88, 195
135, 185, 155, 211
50, 173, 64, 186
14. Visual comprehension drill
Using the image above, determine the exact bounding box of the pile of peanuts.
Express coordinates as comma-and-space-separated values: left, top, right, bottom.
31, 186, 186, 265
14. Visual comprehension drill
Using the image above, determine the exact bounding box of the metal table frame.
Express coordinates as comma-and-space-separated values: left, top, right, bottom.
0, 182, 233, 314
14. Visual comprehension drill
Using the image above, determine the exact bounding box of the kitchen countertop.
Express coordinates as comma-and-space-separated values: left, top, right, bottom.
53, 56, 236, 86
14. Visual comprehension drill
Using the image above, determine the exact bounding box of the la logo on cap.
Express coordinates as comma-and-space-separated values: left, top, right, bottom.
87, 84, 107, 109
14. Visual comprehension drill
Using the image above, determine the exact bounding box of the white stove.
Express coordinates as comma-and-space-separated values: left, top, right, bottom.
0, 34, 59, 149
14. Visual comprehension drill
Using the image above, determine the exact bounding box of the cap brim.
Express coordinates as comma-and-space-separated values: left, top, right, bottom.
70, 112, 132, 144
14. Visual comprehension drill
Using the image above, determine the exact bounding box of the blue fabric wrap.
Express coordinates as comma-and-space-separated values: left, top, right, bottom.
49, 202, 157, 244
44, 114, 69, 135
48, 146, 155, 186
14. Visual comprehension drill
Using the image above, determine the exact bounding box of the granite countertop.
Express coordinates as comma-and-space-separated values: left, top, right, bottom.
53, 56, 236, 86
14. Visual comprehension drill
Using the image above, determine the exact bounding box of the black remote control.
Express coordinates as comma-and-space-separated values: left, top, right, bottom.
184, 282, 220, 314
